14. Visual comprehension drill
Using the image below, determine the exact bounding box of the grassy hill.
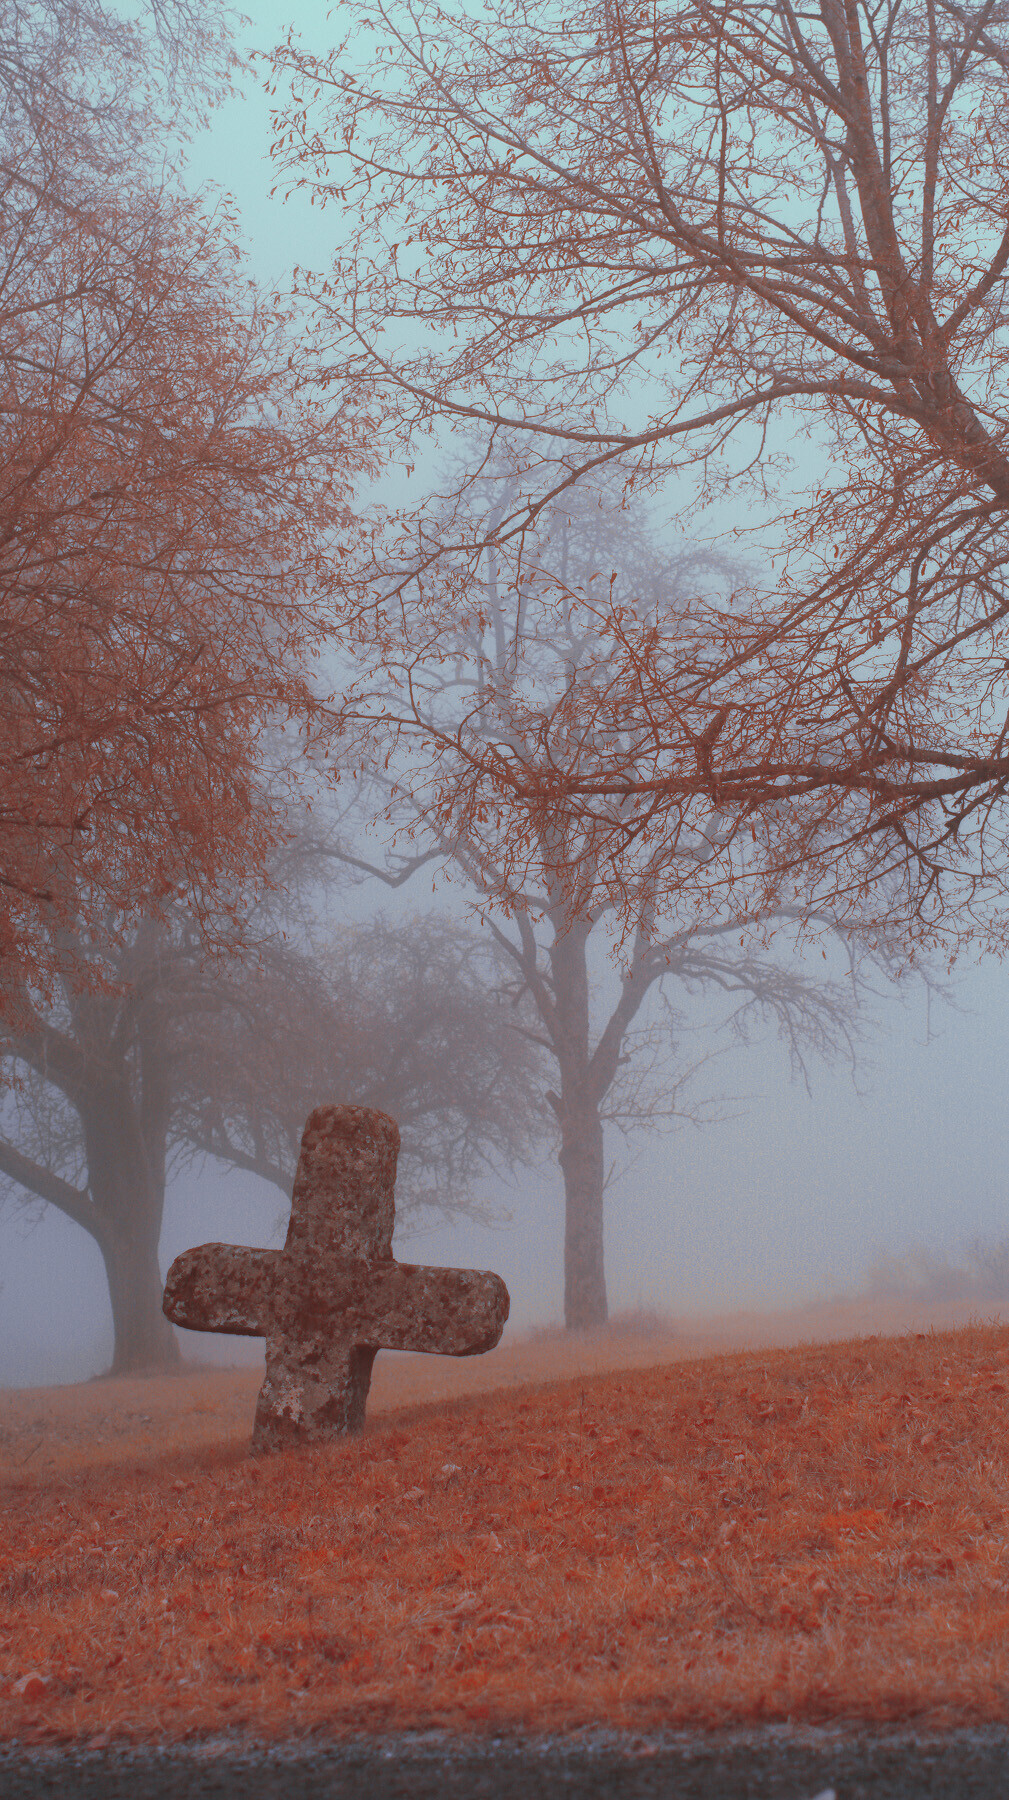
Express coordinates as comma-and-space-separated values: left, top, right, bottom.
2, 1313, 1008, 1743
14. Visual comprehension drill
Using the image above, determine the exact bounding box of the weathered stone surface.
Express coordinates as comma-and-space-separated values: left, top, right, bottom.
162, 1104, 509, 1452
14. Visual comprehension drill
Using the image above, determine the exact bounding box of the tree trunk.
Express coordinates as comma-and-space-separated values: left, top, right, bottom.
559, 1098, 608, 1330
98, 1220, 181, 1374
83, 1088, 181, 1376
548, 912, 611, 1331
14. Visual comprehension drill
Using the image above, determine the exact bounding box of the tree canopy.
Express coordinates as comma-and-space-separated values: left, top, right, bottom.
272, 0, 1009, 944
0, 182, 368, 1001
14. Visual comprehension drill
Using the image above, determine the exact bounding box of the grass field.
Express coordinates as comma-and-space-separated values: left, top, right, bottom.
3, 1306, 1009, 1745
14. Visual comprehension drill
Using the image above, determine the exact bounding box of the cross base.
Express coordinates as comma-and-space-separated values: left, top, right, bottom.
254, 1343, 378, 1450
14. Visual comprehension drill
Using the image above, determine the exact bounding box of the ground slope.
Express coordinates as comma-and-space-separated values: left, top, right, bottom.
2, 1317, 1008, 1744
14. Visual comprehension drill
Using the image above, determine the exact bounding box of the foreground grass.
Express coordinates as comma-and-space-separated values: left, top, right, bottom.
3, 1321, 1009, 1742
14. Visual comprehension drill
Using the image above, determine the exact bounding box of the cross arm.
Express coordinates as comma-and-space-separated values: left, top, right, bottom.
163, 1245, 283, 1337
361, 1263, 509, 1357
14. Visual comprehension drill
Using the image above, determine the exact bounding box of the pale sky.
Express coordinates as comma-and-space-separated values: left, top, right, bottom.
3, 0, 1009, 1385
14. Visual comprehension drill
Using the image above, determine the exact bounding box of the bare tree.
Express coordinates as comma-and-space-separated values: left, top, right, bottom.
176, 908, 550, 1228
479, 864, 870, 1330
0, 0, 238, 174
0, 914, 240, 1372
329, 468, 894, 1327
0, 897, 548, 1374
271, 0, 1009, 941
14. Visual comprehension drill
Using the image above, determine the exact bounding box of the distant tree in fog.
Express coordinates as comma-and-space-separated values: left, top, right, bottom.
0, 0, 236, 174
863, 1240, 1009, 1306
0, 906, 546, 1375
328, 468, 902, 1329
177, 910, 548, 1222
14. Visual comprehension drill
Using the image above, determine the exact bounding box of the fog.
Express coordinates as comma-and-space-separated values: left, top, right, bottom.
4, 0, 1009, 1389
3, 939, 1007, 1385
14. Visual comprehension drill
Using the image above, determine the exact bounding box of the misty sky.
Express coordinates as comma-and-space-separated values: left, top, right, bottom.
3, 0, 1009, 1386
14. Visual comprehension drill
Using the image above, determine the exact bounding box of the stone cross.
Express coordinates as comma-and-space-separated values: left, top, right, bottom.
162, 1105, 510, 1452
